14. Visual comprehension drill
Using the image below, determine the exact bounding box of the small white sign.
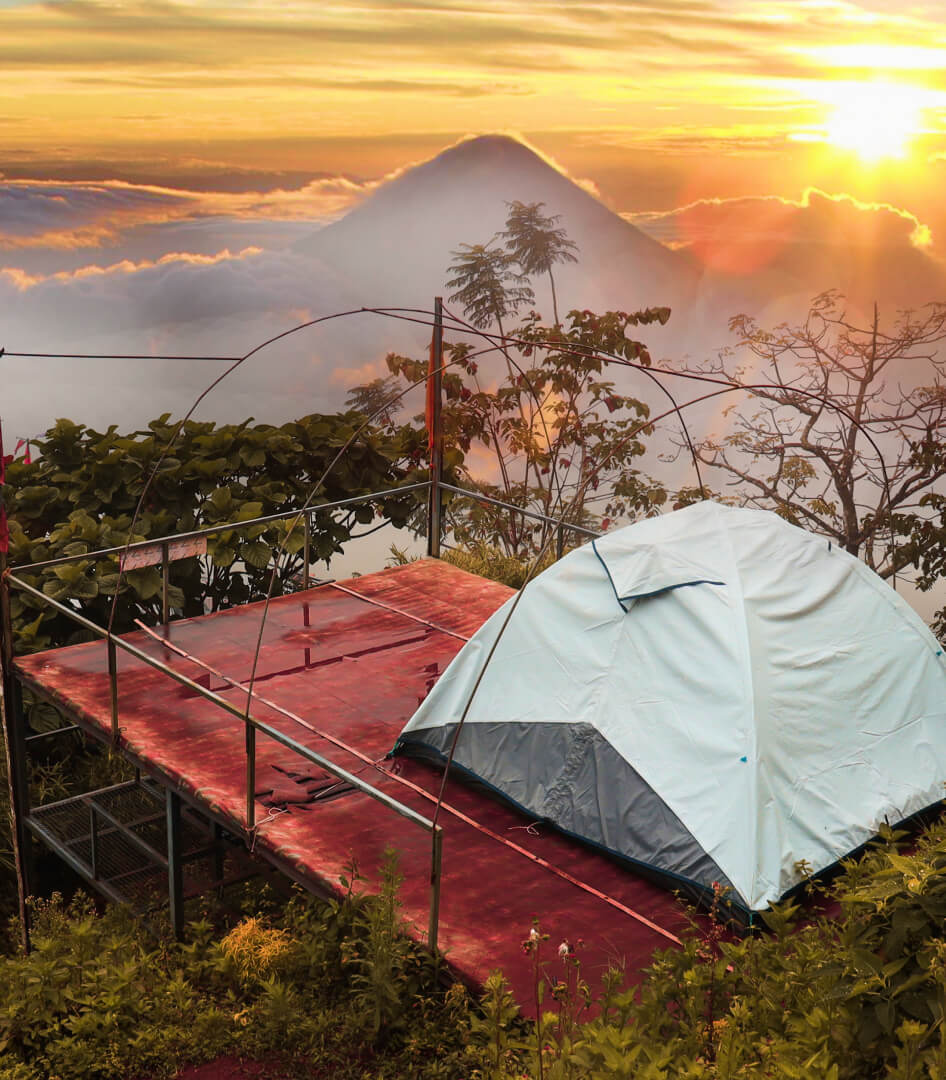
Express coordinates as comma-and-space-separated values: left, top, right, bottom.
119, 536, 207, 572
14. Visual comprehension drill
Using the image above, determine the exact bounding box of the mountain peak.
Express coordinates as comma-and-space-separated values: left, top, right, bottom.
429, 133, 562, 170
296, 133, 696, 312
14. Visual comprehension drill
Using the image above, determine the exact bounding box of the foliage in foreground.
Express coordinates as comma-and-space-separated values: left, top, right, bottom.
8, 819, 946, 1077
0, 855, 480, 1080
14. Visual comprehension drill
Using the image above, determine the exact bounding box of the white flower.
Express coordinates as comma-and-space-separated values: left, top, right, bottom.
529, 927, 539, 942
558, 941, 570, 958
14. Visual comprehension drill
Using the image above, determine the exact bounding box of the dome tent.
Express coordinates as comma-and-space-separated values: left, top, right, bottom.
394, 501, 946, 916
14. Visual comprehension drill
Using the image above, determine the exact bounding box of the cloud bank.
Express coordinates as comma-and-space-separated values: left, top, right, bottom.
2, 139, 944, 443
0, 175, 373, 252
626, 188, 935, 275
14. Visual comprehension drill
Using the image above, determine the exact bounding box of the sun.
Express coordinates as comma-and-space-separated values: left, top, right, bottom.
823, 82, 925, 164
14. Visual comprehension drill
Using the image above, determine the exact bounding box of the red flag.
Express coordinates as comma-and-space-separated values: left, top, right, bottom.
425, 329, 436, 453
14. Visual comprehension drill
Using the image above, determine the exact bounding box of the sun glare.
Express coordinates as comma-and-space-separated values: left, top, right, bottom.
823, 83, 925, 164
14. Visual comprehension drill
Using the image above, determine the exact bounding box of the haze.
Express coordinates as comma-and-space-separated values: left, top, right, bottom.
2, 0, 945, 440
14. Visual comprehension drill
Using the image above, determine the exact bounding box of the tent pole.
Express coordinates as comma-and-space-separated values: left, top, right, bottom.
427, 297, 444, 558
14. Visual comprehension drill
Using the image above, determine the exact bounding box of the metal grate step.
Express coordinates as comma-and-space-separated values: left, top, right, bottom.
28, 777, 254, 913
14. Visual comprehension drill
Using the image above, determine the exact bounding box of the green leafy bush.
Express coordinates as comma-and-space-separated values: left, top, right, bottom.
4, 412, 433, 653
10, 819, 946, 1077
0, 860, 483, 1080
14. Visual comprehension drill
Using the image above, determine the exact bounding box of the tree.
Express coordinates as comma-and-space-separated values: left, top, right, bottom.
445, 243, 533, 333
367, 203, 672, 558
669, 291, 946, 579
4, 412, 426, 652
502, 200, 578, 327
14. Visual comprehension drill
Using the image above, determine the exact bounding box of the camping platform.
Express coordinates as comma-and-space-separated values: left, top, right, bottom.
12, 558, 688, 1009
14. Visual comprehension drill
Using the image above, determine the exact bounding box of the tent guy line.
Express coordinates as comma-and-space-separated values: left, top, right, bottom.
131, 617, 684, 946
324, 580, 470, 642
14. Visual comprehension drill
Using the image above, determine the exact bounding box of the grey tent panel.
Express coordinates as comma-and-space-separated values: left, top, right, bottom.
396, 720, 742, 906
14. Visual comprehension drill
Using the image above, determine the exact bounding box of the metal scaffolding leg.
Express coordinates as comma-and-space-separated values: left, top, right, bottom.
166, 788, 183, 940
212, 821, 225, 899
1, 674, 33, 951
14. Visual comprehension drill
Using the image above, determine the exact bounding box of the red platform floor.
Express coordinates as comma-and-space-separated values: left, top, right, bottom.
15, 558, 690, 1010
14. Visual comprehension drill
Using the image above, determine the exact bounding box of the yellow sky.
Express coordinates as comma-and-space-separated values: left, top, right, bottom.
2, 0, 946, 218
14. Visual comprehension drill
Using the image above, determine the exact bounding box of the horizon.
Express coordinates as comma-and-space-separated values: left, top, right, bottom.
3, 1, 945, 241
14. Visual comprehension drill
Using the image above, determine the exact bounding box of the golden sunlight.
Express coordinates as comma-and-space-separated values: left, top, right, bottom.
823, 83, 926, 163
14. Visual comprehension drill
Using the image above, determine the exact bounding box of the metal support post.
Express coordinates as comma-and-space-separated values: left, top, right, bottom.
302, 513, 311, 590
556, 522, 565, 561
0, 544, 32, 952
161, 542, 170, 625
245, 720, 256, 833
427, 296, 444, 558
428, 824, 442, 956
166, 788, 183, 940
107, 637, 119, 742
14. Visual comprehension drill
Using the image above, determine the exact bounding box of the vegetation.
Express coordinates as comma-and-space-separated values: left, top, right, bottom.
671, 291, 946, 582
3, 412, 430, 653
0, 854, 480, 1080
5, 202, 946, 1078
359, 202, 672, 558
4, 820, 946, 1077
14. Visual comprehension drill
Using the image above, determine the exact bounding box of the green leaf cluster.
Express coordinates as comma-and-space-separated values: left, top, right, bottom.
366, 201, 675, 558
0, 861, 480, 1080
4, 412, 427, 652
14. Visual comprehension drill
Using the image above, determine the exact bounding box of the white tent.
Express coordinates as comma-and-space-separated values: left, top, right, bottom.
395, 501, 946, 914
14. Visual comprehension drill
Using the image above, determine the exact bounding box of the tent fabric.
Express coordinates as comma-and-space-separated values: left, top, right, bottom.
394, 501, 946, 913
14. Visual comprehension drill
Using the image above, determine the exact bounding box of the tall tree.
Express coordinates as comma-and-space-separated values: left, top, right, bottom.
502, 200, 578, 327
447, 239, 539, 507
368, 202, 672, 557
445, 243, 534, 333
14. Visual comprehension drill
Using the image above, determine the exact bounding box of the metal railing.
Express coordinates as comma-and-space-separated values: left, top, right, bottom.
6, 563, 445, 949
436, 482, 601, 559
4, 479, 602, 951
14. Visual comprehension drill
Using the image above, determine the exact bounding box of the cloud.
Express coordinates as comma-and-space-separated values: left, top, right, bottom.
5, 0, 942, 85
0, 234, 433, 439
329, 360, 387, 388
5, 0, 946, 181
1, 247, 264, 290
626, 188, 935, 274
0, 174, 378, 251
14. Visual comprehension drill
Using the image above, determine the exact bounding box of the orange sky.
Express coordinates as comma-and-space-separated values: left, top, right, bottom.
2, 0, 945, 220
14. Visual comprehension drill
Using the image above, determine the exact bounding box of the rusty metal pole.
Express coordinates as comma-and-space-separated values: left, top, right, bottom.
302, 513, 311, 591
161, 541, 170, 625
166, 788, 184, 940
428, 824, 442, 956
0, 417, 32, 951
107, 637, 119, 743
245, 719, 256, 833
427, 297, 444, 558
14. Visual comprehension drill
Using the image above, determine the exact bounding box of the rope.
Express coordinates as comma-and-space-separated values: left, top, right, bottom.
325, 581, 470, 642
131, 618, 682, 946
247, 805, 288, 853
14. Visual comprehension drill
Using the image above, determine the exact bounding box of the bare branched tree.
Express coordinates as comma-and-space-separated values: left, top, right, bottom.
671, 291, 946, 578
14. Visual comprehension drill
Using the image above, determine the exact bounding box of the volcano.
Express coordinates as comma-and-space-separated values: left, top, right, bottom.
296, 135, 699, 321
